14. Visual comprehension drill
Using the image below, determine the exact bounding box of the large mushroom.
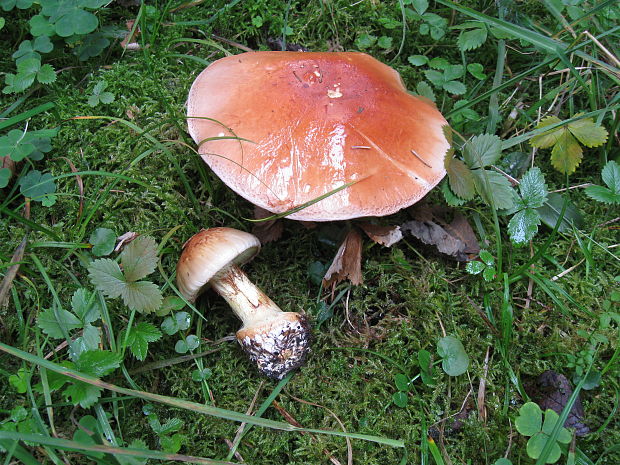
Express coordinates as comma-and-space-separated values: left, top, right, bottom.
176, 227, 310, 379
186, 51, 451, 283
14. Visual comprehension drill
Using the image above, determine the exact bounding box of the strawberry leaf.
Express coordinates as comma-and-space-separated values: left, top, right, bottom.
463, 134, 502, 169
601, 160, 620, 193
567, 117, 608, 148
121, 281, 163, 313
121, 235, 158, 282
125, 321, 162, 360
446, 158, 475, 200
89, 258, 125, 298
530, 116, 563, 149
550, 129, 582, 174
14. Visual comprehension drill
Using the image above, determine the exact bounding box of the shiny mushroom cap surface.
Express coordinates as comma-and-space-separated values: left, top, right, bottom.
187, 51, 451, 221
176, 227, 260, 303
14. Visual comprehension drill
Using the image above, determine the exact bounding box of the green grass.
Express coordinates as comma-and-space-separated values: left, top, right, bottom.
1, 0, 619, 464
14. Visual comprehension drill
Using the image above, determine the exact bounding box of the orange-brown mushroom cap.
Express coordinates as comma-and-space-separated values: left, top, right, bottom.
187, 51, 450, 221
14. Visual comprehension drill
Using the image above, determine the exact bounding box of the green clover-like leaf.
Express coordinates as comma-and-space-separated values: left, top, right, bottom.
19, 170, 56, 200
437, 335, 469, 376
515, 402, 542, 437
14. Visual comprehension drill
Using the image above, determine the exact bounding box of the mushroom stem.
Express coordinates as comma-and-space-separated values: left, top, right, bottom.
210, 264, 283, 327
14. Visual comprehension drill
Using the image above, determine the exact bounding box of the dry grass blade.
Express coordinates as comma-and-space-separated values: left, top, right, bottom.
0, 341, 405, 448
0, 235, 28, 309
273, 400, 344, 465
289, 394, 354, 465
477, 346, 491, 423
58, 156, 84, 219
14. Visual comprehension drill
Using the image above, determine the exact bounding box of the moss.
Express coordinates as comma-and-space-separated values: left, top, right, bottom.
1, 0, 619, 463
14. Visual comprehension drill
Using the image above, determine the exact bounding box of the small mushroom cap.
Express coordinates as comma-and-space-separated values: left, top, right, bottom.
187, 51, 450, 221
236, 312, 311, 379
176, 227, 260, 302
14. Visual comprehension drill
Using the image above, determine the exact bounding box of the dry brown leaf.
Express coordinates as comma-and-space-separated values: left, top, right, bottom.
323, 228, 363, 287
252, 206, 284, 244
527, 370, 589, 437
402, 205, 479, 261
358, 223, 403, 247
1, 155, 15, 179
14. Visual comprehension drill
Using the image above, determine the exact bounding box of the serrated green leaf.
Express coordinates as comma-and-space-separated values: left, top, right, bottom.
88, 258, 125, 299
457, 26, 487, 51
37, 308, 82, 338
71, 288, 100, 324
515, 402, 542, 436
482, 266, 496, 281
567, 117, 608, 148
466, 261, 485, 274
355, 33, 376, 49
602, 160, 620, 193
473, 169, 517, 210
442, 80, 466, 95
407, 55, 428, 66
121, 281, 163, 313
99, 91, 114, 104
121, 235, 158, 282
443, 65, 464, 81
441, 179, 466, 206
87, 95, 99, 107
75, 349, 122, 377
71, 324, 100, 357
415, 81, 435, 102
126, 321, 162, 360
463, 134, 502, 169
424, 69, 445, 86
519, 167, 548, 208
429, 57, 449, 69
446, 158, 475, 200
584, 185, 620, 204
550, 129, 582, 174
64, 379, 102, 408
508, 208, 541, 245
377, 36, 392, 49
37, 63, 56, 84
89, 227, 116, 256
479, 250, 494, 265
437, 336, 469, 376
19, 170, 56, 200
530, 116, 563, 148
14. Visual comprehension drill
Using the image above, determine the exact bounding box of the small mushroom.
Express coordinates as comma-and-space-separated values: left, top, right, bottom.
176, 227, 310, 379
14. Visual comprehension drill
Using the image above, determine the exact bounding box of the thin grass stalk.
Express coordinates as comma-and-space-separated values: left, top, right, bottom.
0, 341, 405, 448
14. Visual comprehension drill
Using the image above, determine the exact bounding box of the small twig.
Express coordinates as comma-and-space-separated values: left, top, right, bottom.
550, 182, 592, 193
477, 346, 491, 423
411, 149, 432, 168
551, 259, 585, 281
